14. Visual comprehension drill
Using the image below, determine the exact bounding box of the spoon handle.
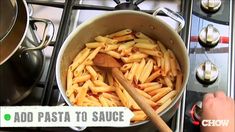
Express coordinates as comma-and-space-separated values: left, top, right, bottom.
112, 68, 172, 132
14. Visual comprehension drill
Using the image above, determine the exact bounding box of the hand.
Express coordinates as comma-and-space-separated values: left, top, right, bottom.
201, 91, 234, 132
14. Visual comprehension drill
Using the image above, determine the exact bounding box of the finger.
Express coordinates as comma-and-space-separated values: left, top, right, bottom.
203, 93, 214, 104
214, 91, 226, 98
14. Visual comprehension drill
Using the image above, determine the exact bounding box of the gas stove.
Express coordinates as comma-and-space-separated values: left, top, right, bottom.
1, 0, 234, 132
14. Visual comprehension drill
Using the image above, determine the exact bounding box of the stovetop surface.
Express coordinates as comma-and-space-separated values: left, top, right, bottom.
1, 0, 234, 132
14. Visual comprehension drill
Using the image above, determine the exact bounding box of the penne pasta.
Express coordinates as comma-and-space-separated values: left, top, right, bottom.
138, 82, 160, 89
85, 46, 101, 61
127, 62, 139, 81
76, 86, 88, 105
134, 43, 157, 50
86, 65, 98, 80
145, 69, 161, 83
87, 95, 100, 103
143, 84, 162, 93
134, 39, 152, 43
93, 80, 109, 87
121, 57, 141, 63
115, 86, 129, 107
123, 90, 136, 109
106, 50, 121, 59
156, 98, 172, 114
118, 41, 135, 51
69, 93, 76, 104
139, 59, 154, 83
120, 63, 133, 72
129, 52, 148, 60
139, 48, 162, 57
69, 48, 90, 71
73, 64, 85, 77
131, 111, 147, 121
150, 87, 172, 102
90, 86, 115, 93
108, 29, 132, 38
164, 76, 173, 88
163, 51, 171, 76
156, 90, 177, 105
148, 87, 171, 96
102, 93, 120, 101
157, 41, 167, 53
67, 69, 73, 90
113, 34, 135, 42
135, 32, 154, 43
73, 74, 91, 83
98, 95, 109, 107
170, 58, 177, 77
135, 58, 146, 81
66, 29, 183, 123
136, 88, 151, 99
95, 36, 118, 44
85, 42, 105, 48
66, 84, 79, 97
105, 44, 119, 51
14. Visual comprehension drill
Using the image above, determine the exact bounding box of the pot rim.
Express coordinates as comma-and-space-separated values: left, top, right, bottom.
56, 10, 189, 127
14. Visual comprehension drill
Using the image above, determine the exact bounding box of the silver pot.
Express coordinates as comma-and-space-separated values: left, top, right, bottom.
56, 9, 189, 131
0, 0, 54, 105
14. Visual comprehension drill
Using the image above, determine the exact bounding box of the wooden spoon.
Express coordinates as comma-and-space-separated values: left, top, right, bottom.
94, 53, 172, 132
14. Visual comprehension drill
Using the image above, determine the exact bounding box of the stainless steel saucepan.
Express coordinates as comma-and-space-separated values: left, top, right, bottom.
0, 0, 55, 105
56, 9, 189, 131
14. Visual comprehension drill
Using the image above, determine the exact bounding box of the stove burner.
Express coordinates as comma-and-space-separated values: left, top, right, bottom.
115, 2, 140, 10
114, 0, 144, 10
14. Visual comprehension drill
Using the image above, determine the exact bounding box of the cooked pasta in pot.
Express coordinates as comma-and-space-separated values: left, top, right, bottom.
66, 29, 183, 123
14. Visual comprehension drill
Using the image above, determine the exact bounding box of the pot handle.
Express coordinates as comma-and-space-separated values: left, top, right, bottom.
69, 126, 87, 131
22, 18, 55, 52
153, 7, 185, 32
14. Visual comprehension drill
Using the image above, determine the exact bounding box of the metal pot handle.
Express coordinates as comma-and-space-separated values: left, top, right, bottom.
153, 7, 185, 32
21, 18, 54, 52
69, 126, 87, 131
57, 102, 87, 131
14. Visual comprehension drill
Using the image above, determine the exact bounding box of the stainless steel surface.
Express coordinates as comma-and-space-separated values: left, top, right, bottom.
193, 101, 202, 121
76, 0, 181, 29
0, 0, 28, 65
0, 0, 18, 40
201, 0, 221, 12
0, 26, 45, 105
0, 0, 55, 105
231, 0, 235, 99
196, 61, 219, 84
21, 18, 54, 52
179, 0, 233, 131
56, 10, 189, 131
153, 7, 185, 32
198, 24, 220, 48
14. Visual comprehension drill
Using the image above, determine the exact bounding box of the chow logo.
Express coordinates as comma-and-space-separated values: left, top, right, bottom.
201, 120, 229, 127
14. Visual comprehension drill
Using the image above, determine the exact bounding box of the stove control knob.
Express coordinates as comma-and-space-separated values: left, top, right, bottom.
193, 101, 203, 121
201, 0, 221, 12
196, 61, 219, 84
198, 24, 220, 48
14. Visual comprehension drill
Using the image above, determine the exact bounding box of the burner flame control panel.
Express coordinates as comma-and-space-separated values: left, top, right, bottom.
181, 0, 233, 132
